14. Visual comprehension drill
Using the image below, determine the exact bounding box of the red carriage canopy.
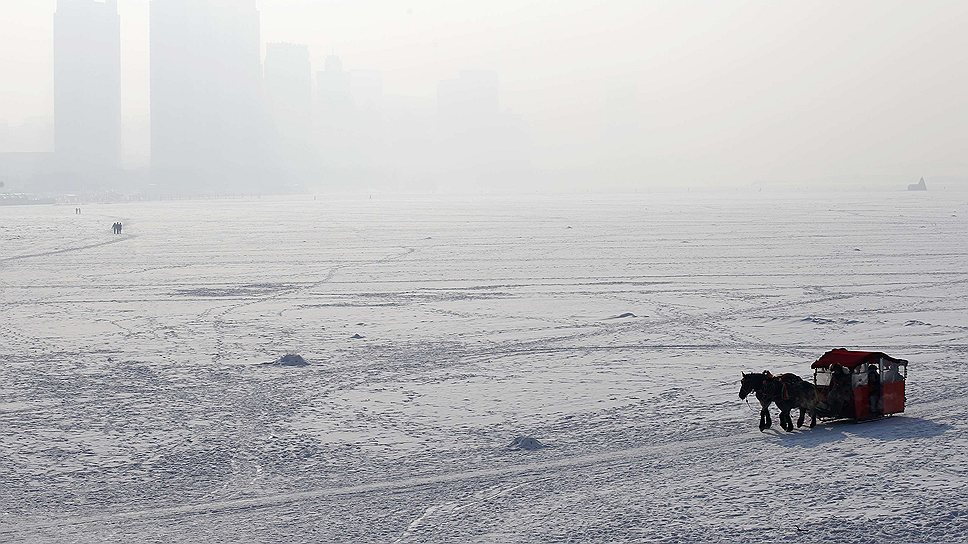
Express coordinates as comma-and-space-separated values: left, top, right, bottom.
811, 348, 908, 370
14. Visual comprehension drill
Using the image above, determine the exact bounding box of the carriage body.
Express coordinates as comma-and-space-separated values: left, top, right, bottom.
811, 349, 908, 421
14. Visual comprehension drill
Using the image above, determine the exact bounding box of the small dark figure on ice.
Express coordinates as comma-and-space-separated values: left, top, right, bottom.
112, 222, 123, 234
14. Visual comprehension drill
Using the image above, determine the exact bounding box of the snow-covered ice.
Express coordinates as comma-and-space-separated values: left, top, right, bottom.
1, 191, 967, 543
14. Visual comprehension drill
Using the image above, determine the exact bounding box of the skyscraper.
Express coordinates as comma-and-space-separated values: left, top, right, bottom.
264, 43, 312, 187
53, 0, 121, 178
265, 43, 312, 137
315, 56, 387, 188
316, 55, 352, 129
436, 71, 530, 190
437, 70, 500, 127
150, 0, 264, 192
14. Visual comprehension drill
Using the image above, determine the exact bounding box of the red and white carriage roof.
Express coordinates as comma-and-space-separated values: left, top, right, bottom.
811, 348, 908, 370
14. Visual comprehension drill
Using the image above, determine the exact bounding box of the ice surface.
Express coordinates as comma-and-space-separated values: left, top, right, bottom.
1, 191, 967, 542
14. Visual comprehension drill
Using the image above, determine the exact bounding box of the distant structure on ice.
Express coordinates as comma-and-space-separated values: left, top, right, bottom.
907, 177, 927, 191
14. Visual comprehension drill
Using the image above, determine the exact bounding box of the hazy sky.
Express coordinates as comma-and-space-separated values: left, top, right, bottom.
3, 0, 968, 185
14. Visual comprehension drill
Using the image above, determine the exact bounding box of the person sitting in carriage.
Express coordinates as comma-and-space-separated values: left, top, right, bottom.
868, 364, 882, 416
828, 364, 852, 414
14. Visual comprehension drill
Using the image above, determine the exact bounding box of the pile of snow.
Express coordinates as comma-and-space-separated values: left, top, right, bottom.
801, 316, 860, 326
802, 316, 836, 325
351, 333, 365, 339
265, 353, 309, 367
507, 436, 546, 451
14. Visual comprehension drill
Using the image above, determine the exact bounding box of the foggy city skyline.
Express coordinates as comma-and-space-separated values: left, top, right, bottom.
2, 0, 968, 191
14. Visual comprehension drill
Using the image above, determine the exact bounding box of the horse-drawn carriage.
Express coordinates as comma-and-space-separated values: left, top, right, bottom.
740, 348, 908, 431
812, 348, 908, 421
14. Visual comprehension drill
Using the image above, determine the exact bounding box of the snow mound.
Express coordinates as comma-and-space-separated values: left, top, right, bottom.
802, 316, 836, 325
351, 334, 365, 339
265, 353, 309, 367
801, 316, 860, 326
609, 312, 637, 319
507, 436, 545, 451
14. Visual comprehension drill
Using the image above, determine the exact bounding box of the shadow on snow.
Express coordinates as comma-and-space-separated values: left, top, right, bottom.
771, 415, 950, 448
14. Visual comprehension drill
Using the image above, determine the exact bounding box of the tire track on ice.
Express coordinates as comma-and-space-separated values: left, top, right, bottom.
3, 394, 959, 537
0, 433, 751, 535
0, 234, 136, 265
392, 481, 533, 544
471, 275, 968, 364
209, 245, 423, 362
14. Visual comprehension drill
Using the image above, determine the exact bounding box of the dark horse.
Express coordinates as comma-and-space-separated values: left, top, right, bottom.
739, 372, 820, 432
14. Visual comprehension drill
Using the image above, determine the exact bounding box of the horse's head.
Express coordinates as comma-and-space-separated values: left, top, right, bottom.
739, 372, 761, 399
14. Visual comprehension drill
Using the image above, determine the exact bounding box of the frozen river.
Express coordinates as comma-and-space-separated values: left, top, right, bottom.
1, 191, 967, 542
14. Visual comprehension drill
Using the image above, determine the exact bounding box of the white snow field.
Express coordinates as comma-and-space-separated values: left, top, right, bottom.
1, 191, 967, 543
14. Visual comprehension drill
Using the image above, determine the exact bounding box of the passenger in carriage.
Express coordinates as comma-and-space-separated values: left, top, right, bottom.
828, 365, 851, 415
867, 364, 882, 416
884, 363, 904, 382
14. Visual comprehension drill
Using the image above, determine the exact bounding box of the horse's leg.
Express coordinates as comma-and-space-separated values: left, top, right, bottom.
809, 407, 817, 428
797, 407, 806, 428
782, 409, 794, 432
762, 401, 773, 431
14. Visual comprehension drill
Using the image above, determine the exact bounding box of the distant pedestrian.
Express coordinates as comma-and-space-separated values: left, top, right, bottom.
112, 222, 119, 234
118, 222, 123, 234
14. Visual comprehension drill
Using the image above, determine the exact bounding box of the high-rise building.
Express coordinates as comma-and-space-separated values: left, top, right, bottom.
150, 0, 264, 192
264, 43, 312, 187
53, 0, 122, 178
437, 70, 500, 127
316, 55, 351, 127
265, 43, 312, 139
314, 57, 389, 188
436, 71, 530, 190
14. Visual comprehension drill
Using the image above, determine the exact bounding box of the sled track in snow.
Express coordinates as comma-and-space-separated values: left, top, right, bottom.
2, 394, 960, 538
